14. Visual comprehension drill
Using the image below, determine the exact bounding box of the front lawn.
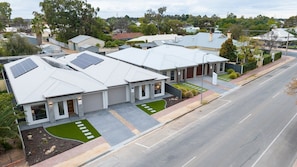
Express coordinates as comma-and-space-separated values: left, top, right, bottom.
46, 119, 100, 143
136, 100, 166, 115
218, 74, 232, 82
172, 82, 207, 93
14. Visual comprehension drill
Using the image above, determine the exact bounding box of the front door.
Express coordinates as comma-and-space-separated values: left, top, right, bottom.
67, 100, 75, 115
54, 101, 69, 120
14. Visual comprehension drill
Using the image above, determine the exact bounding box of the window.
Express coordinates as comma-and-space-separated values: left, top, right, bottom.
162, 71, 167, 76
170, 70, 175, 81
142, 85, 146, 97
154, 82, 162, 94
31, 104, 47, 121
58, 101, 65, 116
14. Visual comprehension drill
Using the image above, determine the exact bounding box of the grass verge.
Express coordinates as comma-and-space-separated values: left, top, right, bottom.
218, 74, 231, 82
46, 119, 100, 143
137, 100, 166, 115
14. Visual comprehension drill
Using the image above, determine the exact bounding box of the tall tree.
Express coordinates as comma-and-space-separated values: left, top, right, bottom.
40, 0, 100, 43
0, 2, 11, 31
219, 38, 237, 62
1, 34, 40, 56
31, 12, 46, 45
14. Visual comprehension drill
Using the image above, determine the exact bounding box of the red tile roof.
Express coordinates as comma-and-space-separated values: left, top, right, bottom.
112, 32, 143, 40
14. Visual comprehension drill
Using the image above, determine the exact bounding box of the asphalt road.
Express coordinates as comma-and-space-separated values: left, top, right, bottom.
83, 58, 297, 167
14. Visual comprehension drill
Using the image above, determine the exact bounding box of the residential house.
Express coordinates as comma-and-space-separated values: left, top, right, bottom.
166, 32, 239, 55
127, 34, 180, 45
108, 45, 228, 83
3, 51, 168, 125
112, 32, 143, 41
252, 28, 297, 48
68, 35, 105, 51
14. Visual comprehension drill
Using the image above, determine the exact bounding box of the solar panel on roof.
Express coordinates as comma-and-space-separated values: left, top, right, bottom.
71, 53, 104, 69
10, 58, 38, 78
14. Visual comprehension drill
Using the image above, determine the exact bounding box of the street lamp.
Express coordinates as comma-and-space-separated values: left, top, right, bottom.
201, 53, 208, 104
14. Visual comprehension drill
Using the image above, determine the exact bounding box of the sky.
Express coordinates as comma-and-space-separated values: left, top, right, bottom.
4, 0, 297, 19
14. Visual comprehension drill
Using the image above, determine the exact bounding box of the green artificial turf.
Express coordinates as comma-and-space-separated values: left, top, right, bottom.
137, 100, 166, 115
46, 119, 100, 143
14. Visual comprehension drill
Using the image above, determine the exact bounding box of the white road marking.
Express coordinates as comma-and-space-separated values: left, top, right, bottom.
251, 111, 297, 167
259, 63, 296, 86
238, 114, 252, 124
181, 156, 196, 167
272, 91, 281, 98
135, 142, 149, 149
200, 100, 231, 120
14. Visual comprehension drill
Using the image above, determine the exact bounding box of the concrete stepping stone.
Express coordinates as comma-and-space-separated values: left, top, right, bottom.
141, 104, 146, 106
87, 135, 94, 139
144, 106, 150, 108
82, 129, 89, 133
77, 124, 84, 127
79, 126, 86, 130
75, 121, 82, 124
148, 108, 153, 111
84, 132, 92, 136
151, 110, 156, 113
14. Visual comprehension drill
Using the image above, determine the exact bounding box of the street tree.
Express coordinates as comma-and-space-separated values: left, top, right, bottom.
219, 38, 237, 62
0, 2, 11, 31
40, 0, 100, 43
31, 12, 46, 45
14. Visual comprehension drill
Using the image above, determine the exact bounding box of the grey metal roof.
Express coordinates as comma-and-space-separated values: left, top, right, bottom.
108, 45, 228, 71
68, 35, 91, 43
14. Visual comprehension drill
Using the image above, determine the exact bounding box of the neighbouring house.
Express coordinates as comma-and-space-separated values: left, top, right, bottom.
166, 32, 239, 55
127, 34, 181, 45
78, 44, 99, 53
252, 28, 297, 48
19, 33, 38, 45
68, 35, 105, 51
112, 32, 143, 41
182, 25, 200, 34
3, 51, 168, 125
40, 44, 63, 54
107, 45, 228, 83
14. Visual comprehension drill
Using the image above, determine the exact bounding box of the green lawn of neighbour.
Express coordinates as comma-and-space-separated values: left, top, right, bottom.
46, 119, 100, 143
218, 74, 232, 82
137, 100, 166, 115
172, 82, 207, 93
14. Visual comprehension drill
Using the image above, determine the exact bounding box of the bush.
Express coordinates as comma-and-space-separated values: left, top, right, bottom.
236, 72, 241, 77
243, 61, 257, 73
184, 91, 194, 98
227, 68, 235, 74
180, 88, 187, 93
191, 89, 199, 96
1, 142, 13, 151
229, 72, 238, 79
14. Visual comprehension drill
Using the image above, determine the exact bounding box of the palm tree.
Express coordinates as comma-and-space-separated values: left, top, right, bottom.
31, 11, 46, 45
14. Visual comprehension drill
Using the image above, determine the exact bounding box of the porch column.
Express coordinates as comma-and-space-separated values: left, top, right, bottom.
77, 98, 84, 117
130, 86, 135, 103
48, 102, 55, 123
150, 83, 155, 99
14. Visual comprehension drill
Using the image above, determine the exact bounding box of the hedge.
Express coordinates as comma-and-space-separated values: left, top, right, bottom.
243, 61, 257, 73
263, 56, 272, 65
274, 52, 282, 61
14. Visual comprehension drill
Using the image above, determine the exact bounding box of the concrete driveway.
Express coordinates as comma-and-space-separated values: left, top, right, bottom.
85, 103, 160, 146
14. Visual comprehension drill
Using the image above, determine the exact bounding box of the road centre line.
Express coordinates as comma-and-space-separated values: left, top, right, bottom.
200, 100, 231, 120
238, 114, 252, 124
251, 111, 297, 167
272, 91, 281, 98
181, 156, 196, 167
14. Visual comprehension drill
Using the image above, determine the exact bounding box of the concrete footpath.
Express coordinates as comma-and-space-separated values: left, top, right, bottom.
32, 55, 295, 167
